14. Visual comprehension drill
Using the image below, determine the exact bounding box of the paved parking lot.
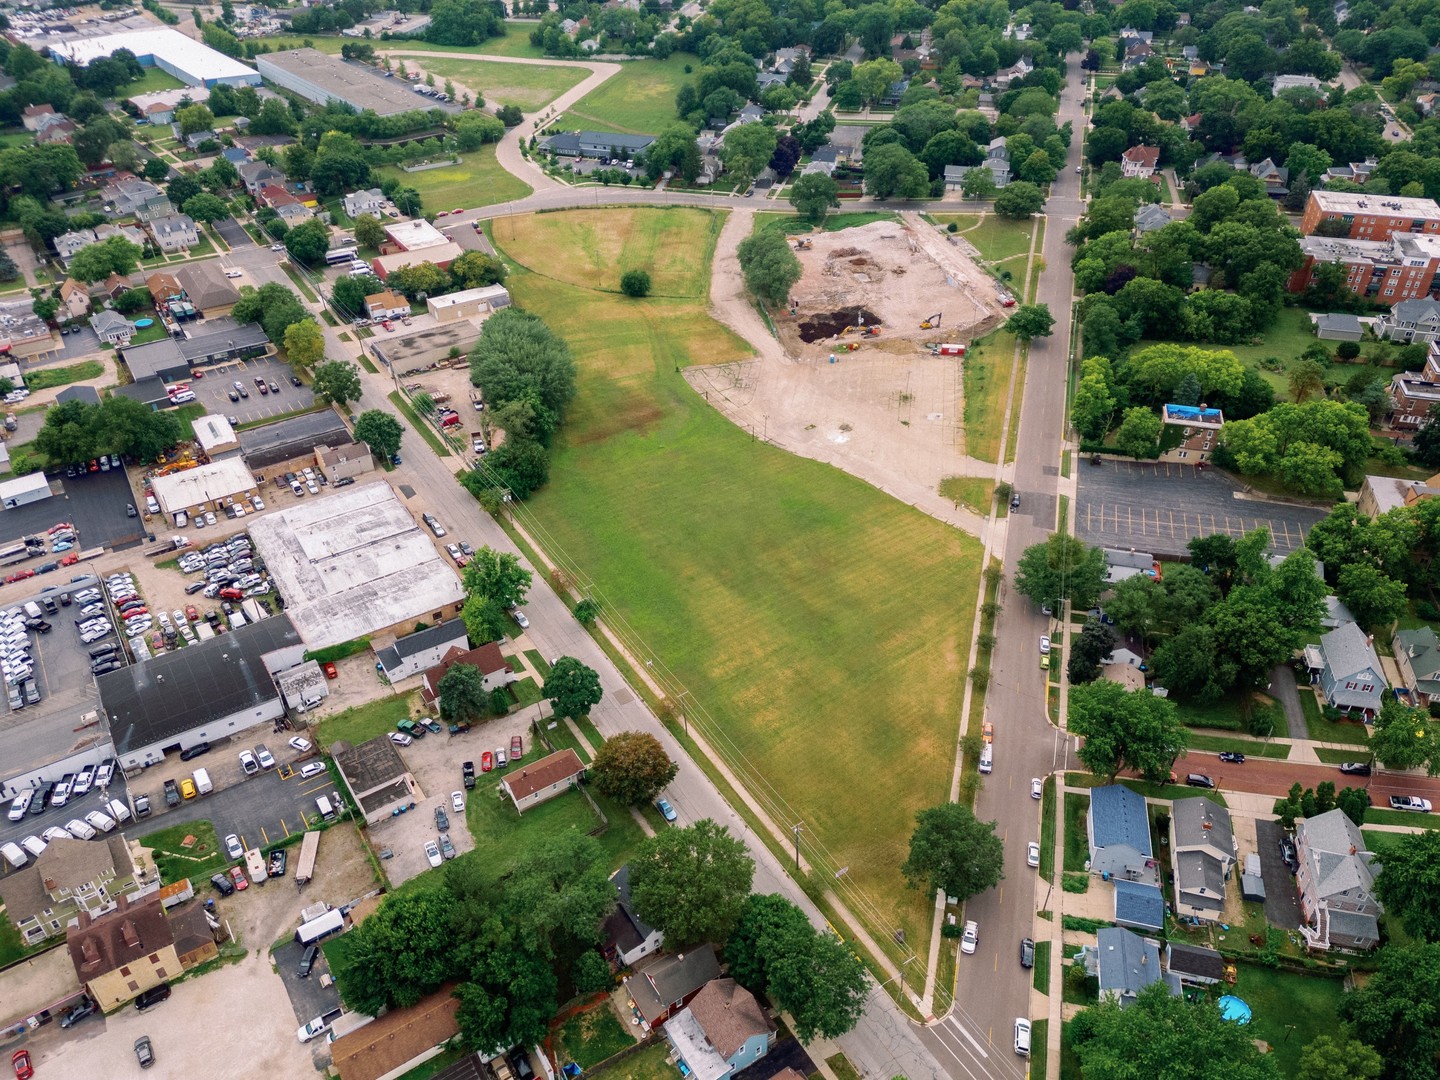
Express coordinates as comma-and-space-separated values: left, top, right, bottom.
1075, 461, 1329, 557
39, 326, 102, 360
0, 466, 140, 549
212, 216, 254, 249
273, 937, 343, 1025
189, 354, 314, 427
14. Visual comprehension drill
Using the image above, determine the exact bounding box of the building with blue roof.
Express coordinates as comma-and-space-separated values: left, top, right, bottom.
1113, 880, 1165, 931
1079, 927, 1181, 1006
1088, 786, 1157, 881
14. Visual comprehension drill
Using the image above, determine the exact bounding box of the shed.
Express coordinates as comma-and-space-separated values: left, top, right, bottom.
1241, 852, 1266, 901
1315, 313, 1364, 341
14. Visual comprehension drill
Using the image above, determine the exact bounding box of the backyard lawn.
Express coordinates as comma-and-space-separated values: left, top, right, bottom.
553, 53, 699, 135
377, 146, 532, 213
1230, 963, 1347, 1079
24, 360, 105, 390
122, 67, 186, 95
555, 1005, 637, 1069
584, 1042, 675, 1080
139, 819, 225, 883
317, 691, 422, 748
399, 56, 586, 110
494, 206, 985, 963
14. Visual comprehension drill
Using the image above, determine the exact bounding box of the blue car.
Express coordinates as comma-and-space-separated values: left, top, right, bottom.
656, 798, 677, 823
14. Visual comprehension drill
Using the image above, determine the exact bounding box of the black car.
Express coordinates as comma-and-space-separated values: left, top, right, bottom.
290, 375, 303, 388
1010, 493, 1021, 511
1185, 773, 1216, 788
335, 476, 355, 487
1019, 937, 1035, 969
463, 761, 476, 789
227, 389, 240, 402
179, 742, 211, 761
134, 1035, 155, 1069
268, 849, 287, 877
1339, 761, 1372, 776
298, 945, 319, 978
134, 983, 171, 1011
59, 998, 96, 1028
211, 872, 235, 896
509, 1051, 535, 1080
434, 805, 449, 831
1218, 752, 1246, 764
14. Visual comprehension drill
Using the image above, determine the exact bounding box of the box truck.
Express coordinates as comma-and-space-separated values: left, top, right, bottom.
193, 767, 212, 795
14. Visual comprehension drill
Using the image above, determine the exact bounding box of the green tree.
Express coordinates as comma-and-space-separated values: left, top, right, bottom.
175, 102, 215, 136
454, 932, 557, 1054
1068, 681, 1188, 782
1372, 830, 1440, 941
863, 142, 930, 199
619, 270, 652, 298
462, 547, 532, 612
546, 656, 602, 719
572, 950, 612, 994
1369, 697, 1440, 775
629, 819, 755, 947
333, 890, 457, 1014
1287, 359, 1326, 402
282, 318, 325, 370
1114, 406, 1162, 458
1014, 533, 1109, 610
1334, 562, 1407, 628
1007, 303, 1055, 341
790, 173, 839, 225
500, 832, 615, 957
720, 123, 778, 187
470, 309, 576, 445
736, 230, 802, 306
994, 180, 1046, 218
181, 192, 228, 224
353, 409, 403, 462
353, 213, 385, 248
437, 663, 488, 726
311, 360, 361, 406
573, 598, 600, 625
450, 252, 506, 290
387, 262, 450, 301
1412, 404, 1440, 468
591, 731, 678, 805
1072, 357, 1119, 441
1297, 1030, 1383, 1080
1068, 619, 1116, 683
283, 218, 332, 266
1073, 983, 1281, 1080
67, 235, 142, 283
1341, 942, 1440, 1080
901, 802, 1004, 902
961, 167, 998, 201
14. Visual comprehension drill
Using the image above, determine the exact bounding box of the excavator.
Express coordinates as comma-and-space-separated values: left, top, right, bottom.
920, 313, 942, 329
794, 237, 814, 250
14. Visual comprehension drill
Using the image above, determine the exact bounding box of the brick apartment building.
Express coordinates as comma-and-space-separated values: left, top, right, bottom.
1300, 191, 1440, 240
1390, 340, 1440, 428
1288, 233, 1440, 303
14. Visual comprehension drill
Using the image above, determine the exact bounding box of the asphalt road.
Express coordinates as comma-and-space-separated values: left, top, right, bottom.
1075, 461, 1329, 557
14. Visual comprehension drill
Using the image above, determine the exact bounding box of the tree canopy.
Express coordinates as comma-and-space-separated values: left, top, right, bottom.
353, 409, 403, 462
470, 309, 576, 447
1341, 941, 1440, 1080
591, 731, 678, 805
900, 802, 1004, 902
629, 819, 754, 947
736, 230, 802, 305
1014, 533, 1108, 610
1068, 682, 1188, 783
545, 656, 603, 719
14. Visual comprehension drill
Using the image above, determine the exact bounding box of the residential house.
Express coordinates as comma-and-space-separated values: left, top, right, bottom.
1103, 547, 1161, 583
274, 201, 314, 227
100, 272, 137, 302
625, 945, 722, 1027
343, 188, 387, 218
1322, 158, 1379, 186
973, 137, 1012, 188
1179, 112, 1204, 133
1164, 942, 1223, 986
1393, 625, 1440, 707
1391, 341, 1440, 426
67, 892, 179, 1010
1123, 40, 1154, 68
96, 223, 148, 250
756, 71, 788, 92
141, 100, 176, 125
1087, 785, 1164, 931
1295, 808, 1382, 951
149, 213, 199, 254
1418, 92, 1440, 117
1134, 204, 1172, 234
91, 309, 136, 345
258, 184, 304, 213
664, 978, 774, 1080
498, 748, 586, 814
54, 228, 98, 265
943, 165, 968, 190
167, 900, 219, 970
418, 642, 515, 711
0, 835, 141, 945
1249, 157, 1289, 197
879, 79, 909, 108
21, 103, 60, 131
35, 115, 77, 145
146, 271, 185, 307
175, 262, 240, 317
374, 620, 470, 682
1170, 797, 1236, 922
364, 290, 410, 322
804, 159, 837, 179
1376, 297, 1440, 343
604, 863, 664, 967
1322, 595, 1358, 629
1314, 312, 1365, 341
1077, 927, 1180, 1008
58, 279, 90, 321
995, 57, 1033, 87
221, 146, 248, 165
1274, 74, 1325, 94
1121, 145, 1160, 178
105, 178, 173, 223
1159, 403, 1223, 464
329, 985, 461, 1080
238, 161, 283, 195
1306, 622, 1386, 717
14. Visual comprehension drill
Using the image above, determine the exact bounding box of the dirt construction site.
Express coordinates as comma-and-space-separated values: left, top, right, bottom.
690, 216, 1018, 539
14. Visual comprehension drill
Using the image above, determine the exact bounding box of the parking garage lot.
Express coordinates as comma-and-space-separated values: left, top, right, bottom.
188, 355, 315, 427
0, 466, 140, 550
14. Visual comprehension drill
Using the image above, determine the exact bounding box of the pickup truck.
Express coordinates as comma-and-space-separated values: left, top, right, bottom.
448, 720, 471, 736
471, 432, 486, 454
396, 718, 424, 739
163, 779, 180, 807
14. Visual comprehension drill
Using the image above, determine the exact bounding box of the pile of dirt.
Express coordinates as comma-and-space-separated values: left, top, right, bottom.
797, 307, 881, 343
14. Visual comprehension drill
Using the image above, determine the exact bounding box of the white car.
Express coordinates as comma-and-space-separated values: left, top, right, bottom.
83, 810, 116, 833
288, 737, 312, 753
1027, 841, 1041, 868
451, 790, 465, 812
1039, 635, 1051, 654
389, 731, 413, 747
41, 826, 72, 843
299, 762, 327, 779
65, 818, 97, 840
225, 833, 243, 860
511, 610, 529, 630
256, 746, 275, 769
297, 1017, 330, 1043
961, 920, 979, 955
239, 750, 259, 775
1030, 777, 1043, 800
424, 840, 442, 868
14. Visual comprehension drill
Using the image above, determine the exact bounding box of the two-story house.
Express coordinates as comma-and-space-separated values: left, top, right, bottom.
1295, 808, 1381, 951
664, 978, 774, 1080
343, 187, 388, 218
58, 279, 90, 321
1121, 145, 1160, 178
1306, 622, 1387, 719
1376, 297, 1440, 343
67, 891, 179, 1010
54, 228, 98, 265
624, 945, 722, 1029
1087, 785, 1164, 931
238, 160, 284, 196
0, 835, 142, 945
1392, 625, 1440, 707
104, 178, 173, 223
1170, 797, 1236, 922
149, 213, 198, 254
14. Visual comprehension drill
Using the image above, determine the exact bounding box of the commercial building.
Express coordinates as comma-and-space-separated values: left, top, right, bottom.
375, 619, 469, 683
316, 441, 376, 485
370, 244, 464, 281
0, 473, 53, 510
365, 290, 410, 321
333, 735, 417, 825
192, 414, 240, 459
1288, 233, 1440, 303
384, 219, 450, 253
256, 49, 444, 117
49, 28, 260, 88
541, 130, 656, 159
100, 616, 305, 769
120, 321, 270, 384
247, 482, 465, 650
427, 285, 511, 322
149, 457, 257, 517
370, 324, 480, 373
1300, 190, 1440, 241
239, 410, 351, 472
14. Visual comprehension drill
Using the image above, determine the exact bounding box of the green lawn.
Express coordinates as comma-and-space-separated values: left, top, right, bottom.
377, 146, 531, 212
253, 25, 549, 59
755, 210, 902, 237
962, 330, 1017, 463
1173, 694, 1247, 731
1039, 775, 1056, 882
1063, 792, 1090, 874
493, 206, 985, 963
1297, 688, 1372, 745
1230, 963, 1347, 1079
128, 321, 169, 345
318, 691, 420, 748
138, 819, 226, 883
1363, 807, 1440, 828
938, 476, 995, 515
1184, 731, 1290, 758
585, 1042, 681, 1080
554, 53, 699, 135
24, 360, 105, 391
1033, 939, 1051, 993
401, 56, 586, 110
929, 213, 1038, 263
1313, 746, 1369, 765
0, 916, 33, 968
122, 67, 186, 95
555, 1005, 637, 1069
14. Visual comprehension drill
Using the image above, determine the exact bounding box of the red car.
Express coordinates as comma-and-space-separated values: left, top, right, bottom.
229, 866, 248, 890
191, 369, 204, 379
11, 1050, 32, 1080
322, 662, 338, 679
59, 553, 78, 566
510, 735, 523, 759
382, 320, 394, 332
48, 522, 74, 534
5, 570, 34, 584
481, 751, 493, 772
219, 587, 243, 600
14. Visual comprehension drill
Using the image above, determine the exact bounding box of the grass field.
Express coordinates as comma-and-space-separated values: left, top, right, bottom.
1184, 731, 1290, 758
556, 1006, 636, 1068
253, 26, 548, 58
493, 206, 985, 962
123, 67, 186, 95
962, 330, 1017, 462
318, 691, 420, 748
139, 819, 225, 883
401, 56, 586, 110
755, 210, 902, 237
938, 476, 994, 515
1297, 688, 1372, 745
1063, 793, 1090, 873
24, 360, 104, 390
554, 53, 698, 135
930, 213, 1038, 264
1231, 963, 1346, 1078
377, 146, 532, 213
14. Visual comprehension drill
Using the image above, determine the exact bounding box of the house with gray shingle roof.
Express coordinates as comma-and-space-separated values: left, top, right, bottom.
1134, 203, 1171, 234
1078, 927, 1180, 1008
1307, 622, 1385, 717
1170, 797, 1236, 921
1295, 808, 1381, 951
664, 977, 773, 1080
1393, 625, 1440, 706
1377, 297, 1440, 343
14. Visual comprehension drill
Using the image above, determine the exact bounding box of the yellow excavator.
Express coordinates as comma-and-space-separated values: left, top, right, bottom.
920, 312, 942, 329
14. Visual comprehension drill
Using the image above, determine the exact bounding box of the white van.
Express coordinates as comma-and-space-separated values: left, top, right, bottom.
315, 795, 336, 822
19, 835, 46, 858
106, 798, 132, 825
1, 841, 27, 868
978, 743, 993, 774
22, 601, 42, 620
193, 768, 213, 796
83, 810, 116, 834
1014, 1018, 1031, 1057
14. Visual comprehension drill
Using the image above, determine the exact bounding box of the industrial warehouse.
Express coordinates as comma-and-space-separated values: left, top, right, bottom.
47, 28, 261, 89
255, 48, 457, 118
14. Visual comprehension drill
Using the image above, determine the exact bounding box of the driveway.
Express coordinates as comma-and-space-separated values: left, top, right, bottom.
190, 354, 313, 426
273, 938, 343, 1025
1253, 818, 1303, 930
212, 216, 254, 249
1075, 461, 1329, 557
1266, 665, 1305, 740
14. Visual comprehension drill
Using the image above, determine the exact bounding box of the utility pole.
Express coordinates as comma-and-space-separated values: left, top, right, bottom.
792, 823, 803, 870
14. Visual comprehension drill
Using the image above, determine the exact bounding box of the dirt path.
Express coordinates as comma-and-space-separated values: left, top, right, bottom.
378, 50, 622, 192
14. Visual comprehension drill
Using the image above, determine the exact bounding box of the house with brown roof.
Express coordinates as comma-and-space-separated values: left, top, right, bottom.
330, 984, 461, 1080
624, 943, 721, 1027
22, 103, 60, 131
365, 289, 411, 322
147, 271, 184, 305
259, 184, 303, 211
59, 278, 90, 321
67, 892, 180, 1010
663, 978, 774, 1080
36, 117, 77, 145
175, 261, 240, 317
0, 835, 141, 946
499, 748, 586, 814
167, 900, 220, 970
420, 642, 516, 710
1121, 145, 1160, 178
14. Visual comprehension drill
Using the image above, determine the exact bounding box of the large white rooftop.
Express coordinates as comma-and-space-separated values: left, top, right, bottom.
246, 481, 464, 650
385, 218, 450, 251
48, 28, 258, 86
1310, 190, 1440, 218
150, 457, 256, 514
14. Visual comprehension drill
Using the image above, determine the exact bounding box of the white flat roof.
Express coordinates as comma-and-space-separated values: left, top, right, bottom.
385, 219, 450, 251
0, 472, 51, 500
151, 457, 257, 513
193, 414, 237, 453
1311, 190, 1440, 217
246, 481, 464, 650
49, 28, 257, 85
428, 285, 510, 311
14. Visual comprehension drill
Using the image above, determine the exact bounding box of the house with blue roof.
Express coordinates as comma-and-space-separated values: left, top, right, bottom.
1087, 785, 1165, 932
1078, 927, 1181, 1008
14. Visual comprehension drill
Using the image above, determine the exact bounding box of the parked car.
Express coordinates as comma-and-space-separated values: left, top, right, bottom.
424, 840, 442, 867
229, 866, 248, 890
1027, 841, 1040, 868
59, 998, 96, 1028
134, 983, 171, 1011
299, 762, 327, 779
289, 737, 312, 753
1185, 774, 1216, 788
510, 734, 523, 759
1030, 777, 1043, 799
1218, 752, 1246, 764
11, 1050, 32, 1080
1389, 795, 1433, 812
211, 872, 235, 896
1038, 635, 1050, 654
1279, 837, 1298, 871
1339, 761, 1372, 776
439, 832, 456, 859
225, 833, 243, 860
961, 920, 979, 955
434, 804, 449, 831
451, 790, 465, 812
656, 797, 678, 823
1019, 937, 1035, 968
298, 944, 319, 978
389, 731, 413, 747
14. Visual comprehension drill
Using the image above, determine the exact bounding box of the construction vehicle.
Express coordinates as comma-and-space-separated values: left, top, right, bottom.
794, 238, 813, 250
920, 313, 942, 329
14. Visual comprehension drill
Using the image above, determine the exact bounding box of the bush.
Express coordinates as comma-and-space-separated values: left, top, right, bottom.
947, 221, 958, 232
619, 269, 651, 297
941, 922, 963, 939
1336, 341, 1361, 360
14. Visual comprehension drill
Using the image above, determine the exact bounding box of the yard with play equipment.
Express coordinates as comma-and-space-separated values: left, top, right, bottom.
491, 206, 985, 961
